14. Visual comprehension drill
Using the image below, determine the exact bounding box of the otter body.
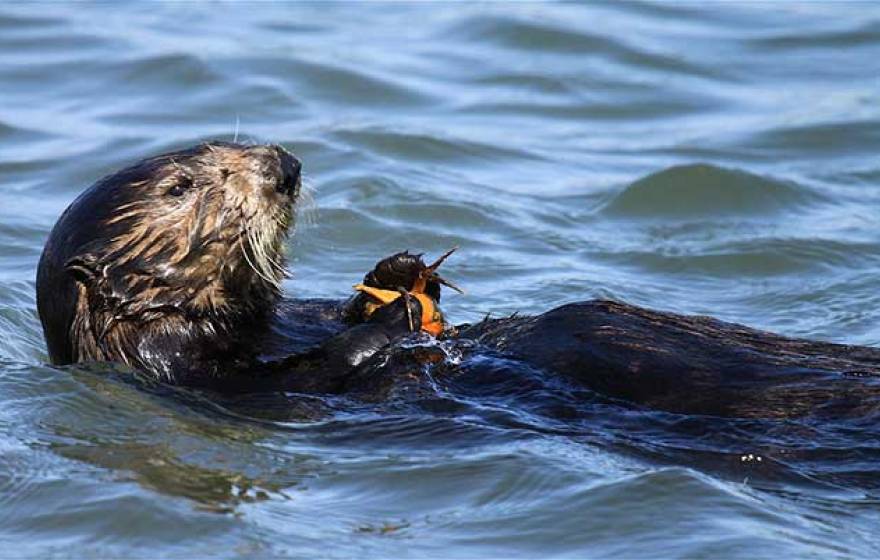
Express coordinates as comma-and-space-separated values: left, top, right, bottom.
36, 143, 880, 420
462, 300, 880, 419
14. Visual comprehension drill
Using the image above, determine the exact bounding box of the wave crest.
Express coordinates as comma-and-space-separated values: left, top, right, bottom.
603, 164, 823, 218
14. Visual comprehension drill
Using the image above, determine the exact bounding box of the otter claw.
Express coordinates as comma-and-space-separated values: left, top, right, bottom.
398, 288, 416, 332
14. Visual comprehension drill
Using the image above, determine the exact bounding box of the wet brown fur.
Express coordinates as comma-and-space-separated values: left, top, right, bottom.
37, 142, 300, 382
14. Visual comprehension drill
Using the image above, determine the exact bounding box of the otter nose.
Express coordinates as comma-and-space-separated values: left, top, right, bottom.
274, 145, 301, 197
248, 144, 301, 197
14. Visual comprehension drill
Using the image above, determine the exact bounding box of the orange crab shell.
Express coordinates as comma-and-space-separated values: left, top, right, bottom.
353, 284, 445, 336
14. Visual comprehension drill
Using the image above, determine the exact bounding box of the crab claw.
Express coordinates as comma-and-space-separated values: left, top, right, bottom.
426, 272, 465, 295
425, 246, 459, 272
411, 246, 465, 295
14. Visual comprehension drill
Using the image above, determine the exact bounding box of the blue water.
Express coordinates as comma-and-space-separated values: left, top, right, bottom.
2, 3, 880, 558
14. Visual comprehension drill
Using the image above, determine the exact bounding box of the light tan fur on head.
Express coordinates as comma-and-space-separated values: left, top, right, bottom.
38, 141, 302, 376
101, 144, 294, 317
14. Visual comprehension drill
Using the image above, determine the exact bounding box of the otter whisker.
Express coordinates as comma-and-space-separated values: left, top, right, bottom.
240, 233, 276, 286
263, 241, 288, 278
256, 209, 288, 277
296, 178, 318, 228
241, 224, 281, 288
262, 230, 287, 279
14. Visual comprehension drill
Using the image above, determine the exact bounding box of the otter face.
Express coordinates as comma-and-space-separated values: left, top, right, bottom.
37, 142, 303, 371
93, 142, 302, 313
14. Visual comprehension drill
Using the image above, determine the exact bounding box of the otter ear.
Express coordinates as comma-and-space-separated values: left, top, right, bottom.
65, 254, 100, 284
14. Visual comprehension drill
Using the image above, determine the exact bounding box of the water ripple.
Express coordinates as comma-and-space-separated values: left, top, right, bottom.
603, 164, 825, 218
2, 2, 880, 557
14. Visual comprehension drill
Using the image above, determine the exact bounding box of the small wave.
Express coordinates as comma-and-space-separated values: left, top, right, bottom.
333, 126, 541, 164
749, 21, 880, 50
744, 119, 880, 157
602, 164, 824, 218
464, 96, 713, 122
445, 14, 723, 80
0, 120, 50, 145
0, 30, 109, 56
112, 53, 221, 90
0, 12, 63, 32
605, 237, 880, 279
220, 56, 434, 108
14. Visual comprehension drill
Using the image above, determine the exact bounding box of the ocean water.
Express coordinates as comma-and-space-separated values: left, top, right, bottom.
2, 2, 880, 558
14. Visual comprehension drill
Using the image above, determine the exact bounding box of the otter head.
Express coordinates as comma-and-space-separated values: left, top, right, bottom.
36, 142, 302, 380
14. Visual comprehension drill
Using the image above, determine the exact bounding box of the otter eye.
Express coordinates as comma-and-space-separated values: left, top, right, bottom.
168, 177, 193, 197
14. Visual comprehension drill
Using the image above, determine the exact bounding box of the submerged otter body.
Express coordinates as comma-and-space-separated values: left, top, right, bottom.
36, 143, 880, 422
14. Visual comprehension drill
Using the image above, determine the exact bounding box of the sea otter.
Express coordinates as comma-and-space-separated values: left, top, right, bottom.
36, 142, 426, 391
36, 142, 880, 419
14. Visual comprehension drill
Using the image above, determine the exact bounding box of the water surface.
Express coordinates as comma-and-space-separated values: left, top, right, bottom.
2, 3, 880, 558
